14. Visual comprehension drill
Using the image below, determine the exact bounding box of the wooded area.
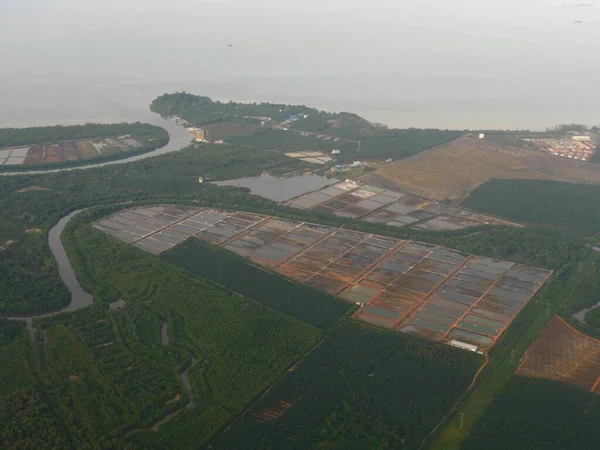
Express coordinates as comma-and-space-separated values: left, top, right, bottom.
0, 212, 323, 447
150, 92, 462, 162
464, 376, 600, 450
165, 238, 352, 330
0, 122, 167, 149
212, 322, 482, 449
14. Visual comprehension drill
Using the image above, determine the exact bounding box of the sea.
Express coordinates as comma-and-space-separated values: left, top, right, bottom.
0, 0, 598, 130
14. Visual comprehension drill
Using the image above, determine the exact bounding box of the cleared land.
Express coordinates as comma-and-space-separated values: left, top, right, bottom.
371, 136, 600, 201
517, 315, 600, 393
94, 205, 552, 353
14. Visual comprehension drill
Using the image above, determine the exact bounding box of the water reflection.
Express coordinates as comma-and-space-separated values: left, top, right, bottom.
213, 172, 334, 202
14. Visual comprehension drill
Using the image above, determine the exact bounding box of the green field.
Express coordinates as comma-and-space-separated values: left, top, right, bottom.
464, 376, 600, 450
150, 92, 462, 163
164, 238, 352, 330
228, 128, 358, 156
211, 322, 482, 449
463, 179, 600, 237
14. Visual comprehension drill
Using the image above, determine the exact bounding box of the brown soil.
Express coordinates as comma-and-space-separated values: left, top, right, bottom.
370, 136, 600, 201
517, 316, 600, 393
24, 146, 45, 165
76, 140, 99, 159
165, 394, 181, 405
254, 399, 293, 423
44, 145, 62, 163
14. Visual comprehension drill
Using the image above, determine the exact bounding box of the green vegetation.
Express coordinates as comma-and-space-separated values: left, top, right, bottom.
151, 92, 315, 125
212, 322, 482, 449
463, 179, 600, 237
0, 232, 69, 314
165, 238, 352, 330
351, 129, 461, 161
150, 92, 462, 163
589, 138, 600, 164
0, 210, 323, 447
0, 318, 25, 344
0, 146, 589, 315
228, 128, 358, 155
585, 305, 600, 328
464, 376, 600, 450
4, 94, 600, 448
430, 250, 598, 449
287, 110, 463, 159
64, 212, 322, 445
0, 122, 165, 149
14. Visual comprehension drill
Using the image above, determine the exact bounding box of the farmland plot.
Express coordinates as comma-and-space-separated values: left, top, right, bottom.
516, 315, 600, 393
211, 322, 482, 450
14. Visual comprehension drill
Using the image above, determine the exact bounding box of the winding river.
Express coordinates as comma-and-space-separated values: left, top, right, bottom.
4, 209, 93, 336
6, 207, 198, 431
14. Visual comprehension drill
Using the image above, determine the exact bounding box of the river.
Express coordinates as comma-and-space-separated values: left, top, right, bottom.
6, 207, 198, 430
3, 209, 94, 337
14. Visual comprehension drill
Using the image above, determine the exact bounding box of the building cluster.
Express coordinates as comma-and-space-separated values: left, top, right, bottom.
186, 127, 207, 142
331, 161, 366, 172
282, 113, 309, 125
525, 135, 596, 161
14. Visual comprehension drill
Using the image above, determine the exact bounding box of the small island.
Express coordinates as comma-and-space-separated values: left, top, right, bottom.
0, 122, 169, 170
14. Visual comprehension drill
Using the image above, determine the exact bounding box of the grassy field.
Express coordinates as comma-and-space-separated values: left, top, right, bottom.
374, 136, 600, 201
211, 322, 483, 450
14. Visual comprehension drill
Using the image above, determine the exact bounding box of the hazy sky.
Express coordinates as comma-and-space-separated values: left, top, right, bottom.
0, 0, 598, 128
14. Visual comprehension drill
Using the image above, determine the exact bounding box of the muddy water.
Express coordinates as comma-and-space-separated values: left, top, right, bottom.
161, 322, 170, 346
49, 210, 94, 312
161, 321, 196, 408
573, 300, 600, 324
214, 172, 335, 202
109, 299, 126, 311
180, 356, 197, 408
146, 321, 197, 431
